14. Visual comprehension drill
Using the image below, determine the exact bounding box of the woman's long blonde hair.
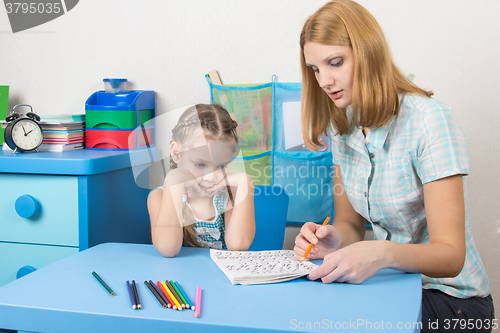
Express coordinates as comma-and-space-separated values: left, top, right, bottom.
300, 0, 433, 149
170, 104, 238, 247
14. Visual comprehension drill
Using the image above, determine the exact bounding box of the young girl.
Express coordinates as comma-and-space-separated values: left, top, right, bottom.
148, 104, 255, 258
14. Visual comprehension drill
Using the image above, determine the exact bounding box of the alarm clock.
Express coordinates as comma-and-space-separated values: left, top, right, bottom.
3, 104, 43, 153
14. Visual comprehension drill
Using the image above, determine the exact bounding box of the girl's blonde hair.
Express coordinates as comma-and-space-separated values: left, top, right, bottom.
300, 0, 433, 149
170, 104, 238, 247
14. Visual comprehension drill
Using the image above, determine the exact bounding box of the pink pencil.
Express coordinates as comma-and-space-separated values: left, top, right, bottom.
195, 287, 201, 318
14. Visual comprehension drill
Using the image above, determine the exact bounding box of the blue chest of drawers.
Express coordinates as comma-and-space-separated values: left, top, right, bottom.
0, 148, 156, 287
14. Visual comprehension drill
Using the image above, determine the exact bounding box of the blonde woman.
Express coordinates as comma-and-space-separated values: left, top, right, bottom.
294, 1, 494, 331
148, 104, 255, 258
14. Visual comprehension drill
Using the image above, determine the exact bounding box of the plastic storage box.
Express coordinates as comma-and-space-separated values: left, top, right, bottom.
85, 90, 155, 150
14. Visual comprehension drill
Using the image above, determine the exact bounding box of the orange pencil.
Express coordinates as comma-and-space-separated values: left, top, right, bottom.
301, 216, 330, 261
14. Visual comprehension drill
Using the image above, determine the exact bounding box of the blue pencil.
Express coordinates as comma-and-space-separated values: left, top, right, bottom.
174, 281, 194, 309
126, 281, 137, 309
132, 280, 141, 309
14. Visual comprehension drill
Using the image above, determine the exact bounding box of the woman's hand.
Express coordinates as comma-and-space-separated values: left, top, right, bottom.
307, 240, 388, 284
294, 222, 387, 284
294, 222, 343, 260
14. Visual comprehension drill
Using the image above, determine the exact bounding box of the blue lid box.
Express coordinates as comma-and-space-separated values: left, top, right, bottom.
85, 90, 155, 112
85, 90, 155, 150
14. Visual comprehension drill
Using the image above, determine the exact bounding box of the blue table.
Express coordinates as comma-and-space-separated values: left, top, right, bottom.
0, 243, 422, 333
0, 149, 156, 287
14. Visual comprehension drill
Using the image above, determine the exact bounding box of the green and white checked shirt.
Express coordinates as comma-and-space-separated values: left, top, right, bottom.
331, 95, 490, 298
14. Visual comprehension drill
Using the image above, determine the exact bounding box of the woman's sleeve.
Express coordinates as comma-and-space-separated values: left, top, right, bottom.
415, 104, 469, 184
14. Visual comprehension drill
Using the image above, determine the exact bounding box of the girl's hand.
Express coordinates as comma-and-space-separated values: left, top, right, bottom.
307, 240, 387, 284
166, 168, 204, 198
294, 222, 342, 260
206, 172, 249, 196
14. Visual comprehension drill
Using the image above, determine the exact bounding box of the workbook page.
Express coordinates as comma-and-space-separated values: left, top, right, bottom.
210, 249, 318, 285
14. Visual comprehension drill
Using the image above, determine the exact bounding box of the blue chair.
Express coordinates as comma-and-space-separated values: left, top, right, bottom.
248, 185, 289, 251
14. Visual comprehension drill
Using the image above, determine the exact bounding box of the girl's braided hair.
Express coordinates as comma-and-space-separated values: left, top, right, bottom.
170, 104, 238, 170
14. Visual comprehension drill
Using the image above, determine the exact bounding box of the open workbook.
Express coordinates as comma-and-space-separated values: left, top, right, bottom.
210, 249, 318, 285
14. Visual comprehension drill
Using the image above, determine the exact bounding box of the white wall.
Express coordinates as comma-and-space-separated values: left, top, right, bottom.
1, 0, 498, 307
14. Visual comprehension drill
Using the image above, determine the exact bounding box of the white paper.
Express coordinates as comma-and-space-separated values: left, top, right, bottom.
210, 249, 318, 285
282, 101, 305, 150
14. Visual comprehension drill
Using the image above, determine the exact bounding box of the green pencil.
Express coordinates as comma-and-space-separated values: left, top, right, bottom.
92, 271, 115, 296
171, 281, 189, 309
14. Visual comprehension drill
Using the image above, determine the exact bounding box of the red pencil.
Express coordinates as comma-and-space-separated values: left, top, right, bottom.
156, 281, 178, 310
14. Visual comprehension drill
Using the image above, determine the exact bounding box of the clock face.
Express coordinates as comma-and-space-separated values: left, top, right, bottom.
10, 118, 44, 151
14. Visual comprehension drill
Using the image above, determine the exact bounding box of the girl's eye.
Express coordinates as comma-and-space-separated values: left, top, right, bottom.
195, 163, 205, 168
217, 165, 228, 170
330, 58, 343, 67
311, 66, 319, 73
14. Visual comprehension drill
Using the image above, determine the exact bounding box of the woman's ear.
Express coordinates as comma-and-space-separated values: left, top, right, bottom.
170, 141, 181, 165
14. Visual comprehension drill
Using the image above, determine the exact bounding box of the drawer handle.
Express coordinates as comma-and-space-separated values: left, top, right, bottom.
16, 265, 37, 279
15, 195, 40, 219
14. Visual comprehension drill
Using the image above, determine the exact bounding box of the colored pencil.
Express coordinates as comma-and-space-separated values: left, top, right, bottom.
91, 271, 115, 296
170, 280, 189, 309
195, 287, 201, 318
174, 281, 194, 310
162, 281, 182, 310
156, 281, 175, 309
126, 281, 137, 309
166, 280, 185, 308
131, 280, 141, 309
302, 216, 331, 261
157, 281, 179, 310
144, 281, 167, 308
151, 280, 171, 308
158, 281, 176, 309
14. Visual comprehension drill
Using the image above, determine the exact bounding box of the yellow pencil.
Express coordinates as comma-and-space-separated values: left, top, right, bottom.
162, 281, 182, 310
301, 216, 330, 261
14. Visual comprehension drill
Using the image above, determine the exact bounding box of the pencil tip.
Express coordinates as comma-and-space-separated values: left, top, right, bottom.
111, 292, 116, 296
